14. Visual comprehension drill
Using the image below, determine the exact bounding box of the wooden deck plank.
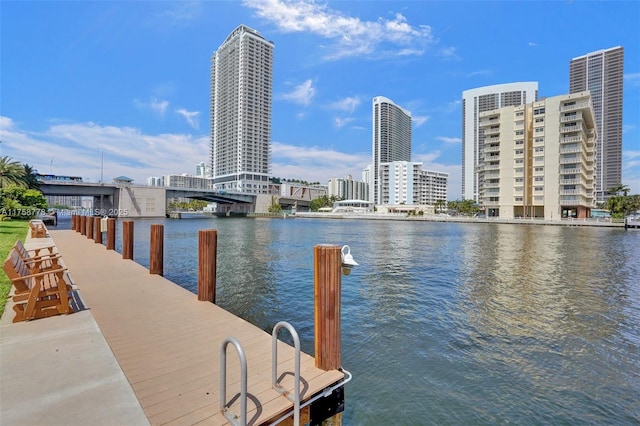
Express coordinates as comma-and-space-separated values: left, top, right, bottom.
49, 229, 344, 425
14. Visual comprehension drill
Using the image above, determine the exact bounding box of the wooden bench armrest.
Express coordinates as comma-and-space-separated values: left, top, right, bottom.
22, 253, 63, 263
9, 267, 68, 281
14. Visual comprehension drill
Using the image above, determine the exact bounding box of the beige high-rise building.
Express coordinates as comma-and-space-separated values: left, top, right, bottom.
210, 25, 274, 194
570, 46, 623, 202
478, 92, 596, 219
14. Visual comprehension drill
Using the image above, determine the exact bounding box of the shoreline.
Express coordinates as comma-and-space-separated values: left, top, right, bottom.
292, 212, 625, 228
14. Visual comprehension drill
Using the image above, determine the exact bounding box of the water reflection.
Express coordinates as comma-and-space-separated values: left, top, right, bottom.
99, 217, 639, 424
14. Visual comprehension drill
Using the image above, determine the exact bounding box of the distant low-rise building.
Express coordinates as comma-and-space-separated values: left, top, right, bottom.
379, 161, 448, 206
328, 175, 369, 201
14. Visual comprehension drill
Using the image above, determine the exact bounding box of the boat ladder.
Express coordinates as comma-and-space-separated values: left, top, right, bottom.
219, 321, 302, 426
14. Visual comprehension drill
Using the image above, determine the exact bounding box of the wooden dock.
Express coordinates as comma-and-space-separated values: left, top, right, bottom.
48, 229, 345, 425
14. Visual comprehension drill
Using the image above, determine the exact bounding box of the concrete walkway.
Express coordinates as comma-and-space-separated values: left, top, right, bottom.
0, 234, 149, 426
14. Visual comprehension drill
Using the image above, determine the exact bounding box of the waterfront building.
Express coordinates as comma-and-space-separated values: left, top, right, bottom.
462, 82, 538, 203
379, 161, 448, 206
195, 162, 211, 178
210, 25, 274, 194
477, 91, 596, 219
147, 176, 163, 187
569, 46, 624, 202
328, 175, 369, 201
371, 96, 412, 205
163, 174, 215, 190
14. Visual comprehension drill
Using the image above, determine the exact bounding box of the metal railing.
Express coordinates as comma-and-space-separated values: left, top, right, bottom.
220, 337, 248, 426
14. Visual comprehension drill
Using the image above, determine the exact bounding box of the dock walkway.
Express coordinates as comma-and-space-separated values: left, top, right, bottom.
1, 229, 344, 425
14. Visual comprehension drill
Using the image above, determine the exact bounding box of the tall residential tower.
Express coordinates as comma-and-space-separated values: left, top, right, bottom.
371, 96, 412, 205
210, 25, 274, 194
570, 46, 624, 202
462, 82, 538, 202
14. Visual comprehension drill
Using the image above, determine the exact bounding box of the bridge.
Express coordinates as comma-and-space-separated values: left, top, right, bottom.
38, 181, 310, 218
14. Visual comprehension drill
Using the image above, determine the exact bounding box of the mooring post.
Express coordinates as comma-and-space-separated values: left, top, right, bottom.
79, 215, 87, 235
87, 215, 94, 240
106, 218, 116, 250
122, 220, 134, 260
150, 224, 164, 275
93, 217, 102, 244
314, 244, 342, 370
198, 229, 217, 303
71, 215, 76, 231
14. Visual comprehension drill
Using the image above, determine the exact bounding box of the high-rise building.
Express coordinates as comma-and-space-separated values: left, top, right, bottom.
210, 25, 274, 194
328, 175, 369, 201
477, 91, 596, 220
462, 82, 538, 202
371, 96, 412, 205
569, 46, 623, 202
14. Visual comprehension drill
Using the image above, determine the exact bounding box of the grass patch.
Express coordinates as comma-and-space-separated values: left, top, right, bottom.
0, 221, 29, 317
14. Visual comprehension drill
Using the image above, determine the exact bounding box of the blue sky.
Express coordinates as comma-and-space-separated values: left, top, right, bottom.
1, 0, 639, 199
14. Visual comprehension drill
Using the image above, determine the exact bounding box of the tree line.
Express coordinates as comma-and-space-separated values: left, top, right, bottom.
0, 156, 47, 219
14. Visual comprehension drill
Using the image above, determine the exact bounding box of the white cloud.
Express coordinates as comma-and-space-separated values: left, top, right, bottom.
244, 0, 434, 60
134, 98, 169, 116
624, 72, 640, 87
623, 149, 640, 195
271, 141, 369, 182
175, 108, 200, 129
413, 116, 430, 127
330, 96, 361, 113
281, 79, 316, 106
0, 116, 208, 184
528, 42, 539, 47
436, 136, 461, 144
438, 46, 459, 60
334, 117, 354, 129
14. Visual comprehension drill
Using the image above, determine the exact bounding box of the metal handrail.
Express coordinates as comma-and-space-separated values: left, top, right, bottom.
272, 321, 301, 426
220, 337, 247, 426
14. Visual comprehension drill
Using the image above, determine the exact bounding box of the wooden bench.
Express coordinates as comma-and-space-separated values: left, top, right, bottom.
28, 220, 49, 238
13, 240, 61, 273
3, 249, 73, 323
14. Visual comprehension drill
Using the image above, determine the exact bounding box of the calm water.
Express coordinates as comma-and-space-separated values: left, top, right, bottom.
60, 216, 640, 425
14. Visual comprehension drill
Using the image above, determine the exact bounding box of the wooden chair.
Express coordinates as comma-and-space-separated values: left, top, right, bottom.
13, 240, 61, 273
3, 250, 73, 322
28, 220, 48, 238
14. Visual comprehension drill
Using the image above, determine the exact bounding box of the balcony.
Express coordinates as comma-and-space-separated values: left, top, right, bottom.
560, 189, 585, 196
483, 127, 500, 136
484, 145, 500, 154
560, 122, 584, 133
484, 200, 500, 206
484, 163, 500, 170
560, 112, 583, 123
560, 146, 583, 154
484, 181, 500, 189
560, 178, 582, 185
560, 101, 591, 112
561, 135, 584, 144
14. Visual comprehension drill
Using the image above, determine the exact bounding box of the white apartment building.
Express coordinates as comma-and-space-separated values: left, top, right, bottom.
379, 161, 448, 206
570, 46, 624, 202
210, 25, 274, 194
372, 96, 412, 205
462, 82, 538, 202
328, 175, 369, 201
164, 174, 215, 190
477, 91, 596, 219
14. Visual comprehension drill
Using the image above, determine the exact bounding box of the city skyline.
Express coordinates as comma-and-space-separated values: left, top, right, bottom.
1, 1, 639, 199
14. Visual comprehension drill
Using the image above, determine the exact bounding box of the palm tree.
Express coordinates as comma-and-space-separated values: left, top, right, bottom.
609, 183, 630, 197
0, 156, 26, 189
21, 164, 41, 190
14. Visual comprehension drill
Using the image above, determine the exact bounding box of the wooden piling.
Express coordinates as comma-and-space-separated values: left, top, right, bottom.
86, 215, 94, 240
314, 244, 342, 371
122, 220, 134, 260
106, 218, 116, 250
71, 215, 76, 231
79, 215, 87, 235
197, 229, 217, 303
93, 217, 102, 244
150, 224, 164, 275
